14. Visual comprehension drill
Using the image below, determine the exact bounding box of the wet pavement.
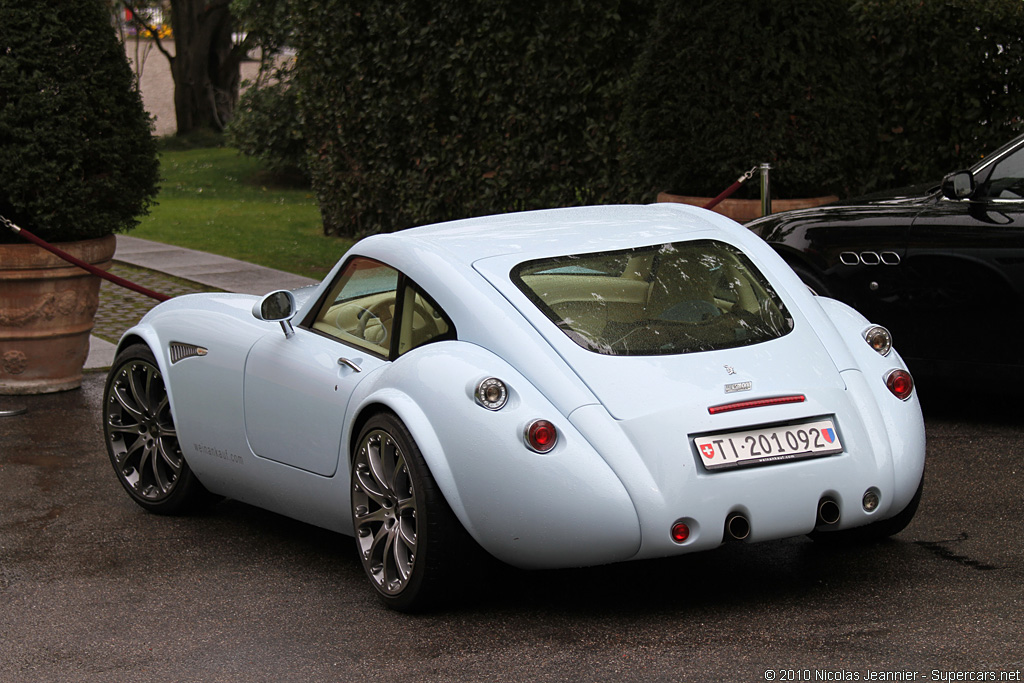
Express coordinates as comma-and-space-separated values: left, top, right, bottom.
0, 373, 1022, 681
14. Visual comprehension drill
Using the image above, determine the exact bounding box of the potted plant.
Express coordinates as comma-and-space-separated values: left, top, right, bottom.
0, 0, 159, 394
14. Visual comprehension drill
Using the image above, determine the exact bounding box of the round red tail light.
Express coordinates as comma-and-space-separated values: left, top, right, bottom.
525, 419, 558, 453
671, 522, 690, 543
885, 369, 914, 401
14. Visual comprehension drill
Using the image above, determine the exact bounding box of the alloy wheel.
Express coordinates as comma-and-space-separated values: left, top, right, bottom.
105, 358, 183, 503
352, 428, 418, 596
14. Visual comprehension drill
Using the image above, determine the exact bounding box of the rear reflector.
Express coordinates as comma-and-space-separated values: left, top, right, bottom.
708, 394, 806, 415
524, 419, 558, 453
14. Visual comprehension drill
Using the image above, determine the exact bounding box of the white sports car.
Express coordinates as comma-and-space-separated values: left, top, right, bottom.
103, 204, 926, 611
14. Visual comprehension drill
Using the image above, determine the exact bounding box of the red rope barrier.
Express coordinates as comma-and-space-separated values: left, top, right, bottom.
703, 180, 744, 210
703, 166, 759, 211
4, 219, 171, 302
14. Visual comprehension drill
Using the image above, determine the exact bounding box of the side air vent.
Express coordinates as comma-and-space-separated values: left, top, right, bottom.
169, 342, 209, 364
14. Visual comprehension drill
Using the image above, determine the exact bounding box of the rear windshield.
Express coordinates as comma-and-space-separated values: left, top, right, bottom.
511, 240, 794, 356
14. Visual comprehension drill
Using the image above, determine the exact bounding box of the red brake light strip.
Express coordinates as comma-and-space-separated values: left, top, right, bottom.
708, 394, 806, 415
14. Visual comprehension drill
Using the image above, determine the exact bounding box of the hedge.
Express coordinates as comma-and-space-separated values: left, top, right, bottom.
625, 0, 878, 200
241, 0, 1024, 236
626, 0, 1024, 199
856, 0, 1024, 188
291, 0, 649, 236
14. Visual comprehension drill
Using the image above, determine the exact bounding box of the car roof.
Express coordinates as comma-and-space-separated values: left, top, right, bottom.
355, 204, 727, 266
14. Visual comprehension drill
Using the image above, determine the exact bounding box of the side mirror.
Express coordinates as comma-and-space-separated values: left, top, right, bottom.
941, 170, 975, 200
253, 290, 298, 338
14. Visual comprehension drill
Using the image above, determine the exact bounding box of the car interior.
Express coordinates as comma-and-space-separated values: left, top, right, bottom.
514, 240, 794, 356
310, 257, 451, 357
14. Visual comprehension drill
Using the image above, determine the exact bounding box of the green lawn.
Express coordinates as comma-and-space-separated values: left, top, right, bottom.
131, 147, 350, 279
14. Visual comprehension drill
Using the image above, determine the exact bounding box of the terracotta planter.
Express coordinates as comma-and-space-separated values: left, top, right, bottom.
0, 235, 116, 394
657, 191, 838, 224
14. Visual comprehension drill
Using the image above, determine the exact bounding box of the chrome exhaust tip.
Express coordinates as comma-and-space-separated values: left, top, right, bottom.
817, 498, 841, 526
724, 513, 751, 541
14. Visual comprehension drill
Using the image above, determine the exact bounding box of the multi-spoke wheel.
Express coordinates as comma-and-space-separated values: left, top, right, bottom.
103, 343, 213, 514
351, 413, 463, 611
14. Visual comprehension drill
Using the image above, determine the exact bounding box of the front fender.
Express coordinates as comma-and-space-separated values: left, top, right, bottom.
112, 296, 267, 498
349, 341, 642, 569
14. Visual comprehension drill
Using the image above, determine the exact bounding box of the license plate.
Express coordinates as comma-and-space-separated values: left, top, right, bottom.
694, 418, 842, 470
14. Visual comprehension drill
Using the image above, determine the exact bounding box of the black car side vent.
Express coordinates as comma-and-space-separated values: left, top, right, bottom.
169, 342, 209, 364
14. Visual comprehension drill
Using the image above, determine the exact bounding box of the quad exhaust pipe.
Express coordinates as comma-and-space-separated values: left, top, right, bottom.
817, 497, 841, 526
724, 513, 750, 541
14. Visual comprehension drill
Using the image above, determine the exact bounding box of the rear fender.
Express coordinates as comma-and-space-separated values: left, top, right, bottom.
347, 341, 641, 569
818, 297, 926, 514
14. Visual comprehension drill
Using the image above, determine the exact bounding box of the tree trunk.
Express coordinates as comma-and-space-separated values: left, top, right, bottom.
169, 0, 244, 134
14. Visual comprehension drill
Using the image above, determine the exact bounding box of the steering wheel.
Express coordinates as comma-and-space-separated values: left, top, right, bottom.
356, 298, 443, 347
409, 300, 442, 340
357, 299, 394, 345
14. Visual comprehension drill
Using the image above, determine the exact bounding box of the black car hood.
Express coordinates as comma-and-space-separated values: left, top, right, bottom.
834, 181, 940, 205
745, 183, 939, 233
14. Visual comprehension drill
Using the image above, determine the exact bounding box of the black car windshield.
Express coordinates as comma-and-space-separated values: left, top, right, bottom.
512, 240, 794, 356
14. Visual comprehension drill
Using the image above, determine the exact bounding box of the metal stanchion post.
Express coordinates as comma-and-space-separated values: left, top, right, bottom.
759, 162, 772, 217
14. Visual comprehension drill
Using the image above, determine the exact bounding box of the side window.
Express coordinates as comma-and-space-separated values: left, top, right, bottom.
308, 257, 456, 358
979, 146, 1024, 199
396, 286, 452, 356
310, 258, 399, 356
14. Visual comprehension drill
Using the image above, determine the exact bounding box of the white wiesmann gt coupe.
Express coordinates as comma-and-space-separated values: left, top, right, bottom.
103, 204, 926, 611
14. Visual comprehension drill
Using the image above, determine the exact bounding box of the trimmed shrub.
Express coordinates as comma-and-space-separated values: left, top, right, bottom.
0, 0, 159, 244
292, 0, 649, 236
228, 61, 309, 182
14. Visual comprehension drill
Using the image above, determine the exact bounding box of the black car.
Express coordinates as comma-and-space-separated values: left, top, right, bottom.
746, 133, 1024, 380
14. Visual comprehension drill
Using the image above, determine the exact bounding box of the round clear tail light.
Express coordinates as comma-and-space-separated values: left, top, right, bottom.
885, 369, 914, 400
524, 419, 558, 453
863, 488, 881, 512
863, 325, 892, 356
475, 377, 508, 411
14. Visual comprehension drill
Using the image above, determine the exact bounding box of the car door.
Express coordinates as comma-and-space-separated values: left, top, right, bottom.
242, 257, 398, 476
905, 144, 1024, 370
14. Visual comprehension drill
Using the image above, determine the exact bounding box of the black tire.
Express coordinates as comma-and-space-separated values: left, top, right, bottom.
790, 263, 833, 298
351, 412, 466, 612
103, 343, 216, 515
809, 473, 924, 544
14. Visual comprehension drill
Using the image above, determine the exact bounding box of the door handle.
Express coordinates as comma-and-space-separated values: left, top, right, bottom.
337, 358, 362, 372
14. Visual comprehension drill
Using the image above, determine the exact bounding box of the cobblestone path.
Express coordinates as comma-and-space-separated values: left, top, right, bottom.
93, 263, 222, 343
